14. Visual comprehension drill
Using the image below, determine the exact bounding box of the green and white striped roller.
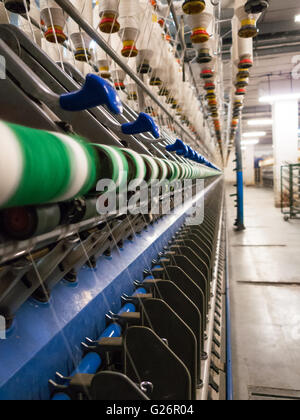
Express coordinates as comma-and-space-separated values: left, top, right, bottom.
163, 159, 175, 182
193, 167, 200, 179
119, 148, 146, 186
142, 154, 160, 185
180, 163, 188, 179
185, 163, 193, 179
0, 121, 98, 209
176, 162, 183, 180
168, 161, 181, 182
177, 162, 186, 180
192, 166, 198, 178
197, 166, 206, 178
153, 157, 168, 182
192, 164, 220, 179
91, 144, 128, 192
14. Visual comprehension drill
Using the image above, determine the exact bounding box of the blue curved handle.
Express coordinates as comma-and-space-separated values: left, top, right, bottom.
59, 74, 123, 114
166, 139, 220, 171
197, 153, 208, 165
185, 146, 197, 161
196, 154, 220, 171
166, 139, 188, 156
121, 113, 160, 138
192, 152, 200, 163
208, 163, 220, 171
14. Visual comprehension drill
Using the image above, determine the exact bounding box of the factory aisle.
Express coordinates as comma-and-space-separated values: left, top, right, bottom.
226, 185, 300, 400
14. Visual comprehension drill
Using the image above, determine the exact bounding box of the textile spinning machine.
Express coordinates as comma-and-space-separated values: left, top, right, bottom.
0, 0, 231, 402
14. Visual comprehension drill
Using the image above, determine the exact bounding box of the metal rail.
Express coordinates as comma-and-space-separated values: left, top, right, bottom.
198, 183, 224, 400
225, 201, 233, 400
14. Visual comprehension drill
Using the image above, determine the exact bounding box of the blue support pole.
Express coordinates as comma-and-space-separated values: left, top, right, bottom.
235, 126, 245, 231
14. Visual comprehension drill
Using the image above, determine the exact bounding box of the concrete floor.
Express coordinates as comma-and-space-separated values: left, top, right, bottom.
226, 185, 300, 400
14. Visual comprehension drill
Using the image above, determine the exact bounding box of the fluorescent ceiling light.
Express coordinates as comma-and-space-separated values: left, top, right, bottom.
295, 15, 300, 23
259, 93, 300, 103
241, 139, 259, 146
247, 119, 273, 126
243, 131, 266, 137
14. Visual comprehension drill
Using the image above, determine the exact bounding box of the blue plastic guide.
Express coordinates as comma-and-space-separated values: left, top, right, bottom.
166, 139, 220, 171
60, 74, 123, 114
122, 112, 160, 139
59, 75, 160, 138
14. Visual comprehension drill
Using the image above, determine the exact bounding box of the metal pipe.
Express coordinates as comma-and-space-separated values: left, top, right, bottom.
54, 0, 197, 144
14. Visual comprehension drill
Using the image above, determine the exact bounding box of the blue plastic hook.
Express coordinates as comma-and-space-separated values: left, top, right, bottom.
208, 162, 220, 170
121, 113, 160, 138
166, 139, 220, 171
166, 139, 188, 156
191, 151, 201, 162
196, 153, 220, 171
197, 154, 208, 165
59, 74, 123, 114
185, 146, 197, 161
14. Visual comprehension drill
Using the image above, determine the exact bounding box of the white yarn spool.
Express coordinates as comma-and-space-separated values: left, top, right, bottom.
40, 0, 67, 44
93, 33, 111, 78
185, 10, 213, 44
98, 0, 120, 33
69, 0, 92, 61
0, 122, 23, 207
53, 133, 90, 202
235, 0, 261, 38
136, 0, 154, 72
118, 0, 140, 57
